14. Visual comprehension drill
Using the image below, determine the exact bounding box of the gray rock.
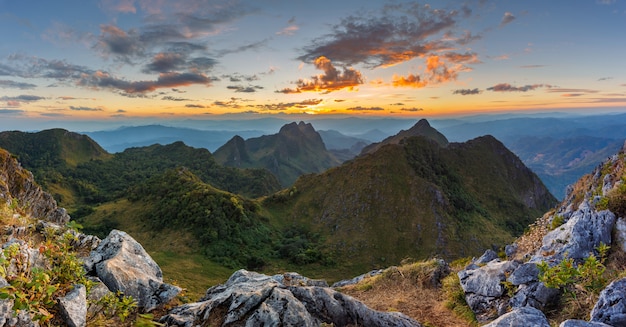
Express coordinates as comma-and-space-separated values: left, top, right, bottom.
505, 243, 518, 258
86, 277, 112, 316
0, 277, 38, 327
533, 200, 615, 265
58, 284, 87, 327
458, 260, 519, 319
475, 249, 499, 265
332, 269, 385, 288
483, 306, 550, 327
85, 230, 181, 312
560, 320, 612, 327
614, 218, 626, 252
161, 269, 421, 327
591, 278, 626, 326
509, 281, 559, 311
273, 272, 329, 287
507, 262, 539, 286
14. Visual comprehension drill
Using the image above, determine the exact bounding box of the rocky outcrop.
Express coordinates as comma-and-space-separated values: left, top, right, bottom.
531, 200, 615, 265
84, 230, 181, 312
0, 149, 69, 224
590, 278, 626, 326
560, 320, 612, 327
161, 269, 421, 327
458, 259, 519, 320
483, 306, 550, 327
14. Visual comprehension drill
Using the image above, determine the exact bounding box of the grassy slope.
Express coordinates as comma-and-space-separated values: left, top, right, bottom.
263, 136, 555, 276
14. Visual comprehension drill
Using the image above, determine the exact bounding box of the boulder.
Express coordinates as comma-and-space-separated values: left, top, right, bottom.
332, 269, 385, 288
458, 260, 519, 320
483, 306, 550, 327
591, 278, 626, 326
84, 230, 180, 312
533, 200, 615, 265
559, 320, 612, 327
161, 269, 421, 327
58, 284, 87, 327
475, 249, 499, 265
509, 281, 559, 311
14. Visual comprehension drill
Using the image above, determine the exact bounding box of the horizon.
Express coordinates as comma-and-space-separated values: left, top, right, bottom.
1, 0, 625, 127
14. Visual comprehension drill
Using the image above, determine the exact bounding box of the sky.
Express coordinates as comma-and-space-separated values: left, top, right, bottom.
1, 0, 626, 130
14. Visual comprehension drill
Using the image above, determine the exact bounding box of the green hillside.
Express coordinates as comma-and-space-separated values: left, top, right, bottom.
263, 135, 556, 273
214, 121, 342, 186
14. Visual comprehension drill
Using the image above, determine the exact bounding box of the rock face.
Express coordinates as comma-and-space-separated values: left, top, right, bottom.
0, 148, 69, 224
84, 230, 181, 312
590, 278, 626, 326
532, 200, 615, 265
161, 269, 421, 327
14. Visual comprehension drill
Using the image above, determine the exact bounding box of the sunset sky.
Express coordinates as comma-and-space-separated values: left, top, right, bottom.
1, 0, 626, 129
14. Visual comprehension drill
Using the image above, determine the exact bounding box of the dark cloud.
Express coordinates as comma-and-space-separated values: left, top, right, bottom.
298, 3, 477, 68
487, 83, 552, 92
216, 38, 270, 57
116, 109, 127, 112
391, 102, 404, 106
547, 88, 598, 94
400, 107, 423, 112
0, 80, 37, 89
346, 106, 384, 111
1, 95, 46, 102
280, 56, 364, 93
227, 85, 263, 93
598, 77, 613, 81
78, 71, 213, 94
98, 24, 144, 62
70, 106, 102, 111
185, 104, 206, 108
453, 88, 481, 95
500, 12, 516, 27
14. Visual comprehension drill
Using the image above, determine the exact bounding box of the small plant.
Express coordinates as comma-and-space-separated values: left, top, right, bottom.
97, 291, 138, 323
550, 215, 565, 230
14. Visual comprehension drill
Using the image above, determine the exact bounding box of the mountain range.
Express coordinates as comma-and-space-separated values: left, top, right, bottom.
0, 120, 555, 283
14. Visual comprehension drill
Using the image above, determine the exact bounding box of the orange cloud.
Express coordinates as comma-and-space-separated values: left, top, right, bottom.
392, 74, 427, 88
279, 56, 364, 93
392, 55, 467, 88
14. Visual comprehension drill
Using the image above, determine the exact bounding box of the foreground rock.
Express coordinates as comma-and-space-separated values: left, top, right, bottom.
590, 278, 626, 326
161, 269, 421, 327
483, 306, 549, 327
84, 230, 181, 312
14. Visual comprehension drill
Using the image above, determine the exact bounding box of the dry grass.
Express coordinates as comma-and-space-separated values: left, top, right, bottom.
338, 260, 476, 327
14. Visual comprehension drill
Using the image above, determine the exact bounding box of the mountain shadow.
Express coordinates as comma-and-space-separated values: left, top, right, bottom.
213, 121, 342, 187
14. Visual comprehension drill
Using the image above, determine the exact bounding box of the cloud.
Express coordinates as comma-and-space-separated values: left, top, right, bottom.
98, 24, 144, 62
486, 83, 552, 92
547, 88, 598, 94
185, 104, 206, 108
78, 71, 213, 94
0, 95, 46, 102
598, 76, 613, 81
453, 88, 481, 95
277, 25, 299, 36
70, 106, 103, 111
281, 56, 364, 93
0, 109, 24, 114
162, 96, 191, 101
298, 3, 477, 68
142, 52, 218, 73
392, 55, 471, 88
500, 12, 516, 27
346, 106, 384, 111
0, 80, 37, 89
116, 109, 127, 112
400, 107, 423, 112
216, 39, 270, 57
253, 99, 323, 111
227, 85, 263, 93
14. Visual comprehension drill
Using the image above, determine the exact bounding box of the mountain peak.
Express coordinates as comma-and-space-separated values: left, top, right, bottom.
360, 119, 449, 155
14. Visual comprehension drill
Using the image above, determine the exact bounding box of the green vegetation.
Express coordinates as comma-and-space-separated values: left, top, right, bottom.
538, 243, 611, 320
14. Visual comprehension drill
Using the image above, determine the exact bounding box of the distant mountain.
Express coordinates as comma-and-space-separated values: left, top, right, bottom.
86, 125, 265, 153
436, 113, 626, 199
360, 119, 449, 155
351, 129, 389, 143
0, 130, 281, 208
264, 123, 556, 272
213, 121, 342, 186
318, 130, 370, 162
